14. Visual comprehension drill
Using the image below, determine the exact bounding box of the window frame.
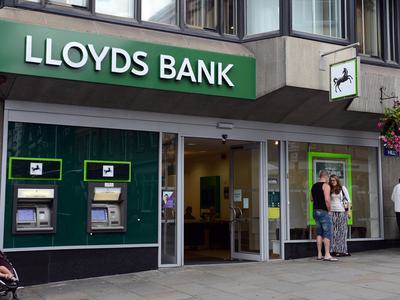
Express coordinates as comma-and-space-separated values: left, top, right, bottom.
242, 0, 282, 41
13, 0, 242, 42
140, 0, 180, 28
356, 0, 400, 67
289, 0, 350, 45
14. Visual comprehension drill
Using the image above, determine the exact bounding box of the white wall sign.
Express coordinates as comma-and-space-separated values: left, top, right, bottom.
102, 165, 114, 177
234, 189, 242, 202
329, 58, 359, 101
30, 162, 43, 176
243, 198, 249, 209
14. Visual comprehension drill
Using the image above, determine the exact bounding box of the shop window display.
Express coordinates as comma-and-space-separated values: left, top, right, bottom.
288, 142, 380, 240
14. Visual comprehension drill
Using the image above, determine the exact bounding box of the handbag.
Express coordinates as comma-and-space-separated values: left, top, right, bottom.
341, 188, 349, 211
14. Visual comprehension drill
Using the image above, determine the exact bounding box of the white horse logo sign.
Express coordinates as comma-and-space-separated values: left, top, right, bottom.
330, 58, 359, 101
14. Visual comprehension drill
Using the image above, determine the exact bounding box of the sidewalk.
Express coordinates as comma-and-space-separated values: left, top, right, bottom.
17, 249, 400, 300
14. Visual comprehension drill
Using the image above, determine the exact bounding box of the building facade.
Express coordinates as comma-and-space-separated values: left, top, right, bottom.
0, 0, 399, 285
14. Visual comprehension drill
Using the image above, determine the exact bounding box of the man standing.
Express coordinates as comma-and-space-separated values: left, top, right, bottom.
311, 170, 337, 261
391, 178, 400, 232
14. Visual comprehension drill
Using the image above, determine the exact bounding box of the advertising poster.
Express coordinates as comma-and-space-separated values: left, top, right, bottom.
313, 160, 346, 186
308, 152, 353, 225
162, 190, 175, 209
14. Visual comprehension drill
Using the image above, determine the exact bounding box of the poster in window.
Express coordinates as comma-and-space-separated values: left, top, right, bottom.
162, 190, 175, 209
308, 152, 353, 226
313, 160, 346, 186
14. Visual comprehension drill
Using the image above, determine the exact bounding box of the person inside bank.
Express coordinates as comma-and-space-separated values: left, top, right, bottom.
184, 206, 195, 220
329, 175, 351, 257
311, 170, 338, 261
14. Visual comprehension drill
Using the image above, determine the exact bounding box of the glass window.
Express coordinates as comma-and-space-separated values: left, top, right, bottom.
185, 0, 217, 31
292, 0, 345, 39
246, 0, 279, 35
356, 0, 381, 57
161, 133, 178, 264
95, 0, 134, 18
223, 0, 237, 35
142, 0, 177, 25
268, 141, 281, 259
288, 142, 380, 240
49, 0, 88, 8
387, 0, 397, 62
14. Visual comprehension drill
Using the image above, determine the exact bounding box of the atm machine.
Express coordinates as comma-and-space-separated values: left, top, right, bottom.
87, 183, 127, 232
12, 184, 57, 234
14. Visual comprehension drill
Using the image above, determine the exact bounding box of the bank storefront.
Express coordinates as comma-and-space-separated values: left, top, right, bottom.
0, 19, 382, 284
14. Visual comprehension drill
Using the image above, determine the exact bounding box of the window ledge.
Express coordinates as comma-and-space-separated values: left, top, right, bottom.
360, 55, 400, 69
242, 31, 282, 42
290, 31, 350, 46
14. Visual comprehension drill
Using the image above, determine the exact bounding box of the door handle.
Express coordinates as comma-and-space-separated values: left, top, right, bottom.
237, 207, 243, 218
229, 206, 237, 222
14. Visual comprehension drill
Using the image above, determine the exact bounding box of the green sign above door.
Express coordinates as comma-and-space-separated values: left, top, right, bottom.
0, 20, 256, 100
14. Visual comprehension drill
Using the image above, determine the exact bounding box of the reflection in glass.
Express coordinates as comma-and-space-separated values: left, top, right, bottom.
356, 0, 381, 57
292, 0, 344, 38
268, 141, 280, 259
161, 133, 178, 264
223, 0, 237, 35
142, 0, 177, 25
95, 0, 134, 18
246, 0, 279, 35
186, 0, 217, 30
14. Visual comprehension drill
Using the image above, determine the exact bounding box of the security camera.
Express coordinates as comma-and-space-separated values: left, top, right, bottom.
221, 134, 228, 144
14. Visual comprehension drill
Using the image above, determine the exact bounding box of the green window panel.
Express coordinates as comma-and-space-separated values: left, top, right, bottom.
4, 123, 159, 248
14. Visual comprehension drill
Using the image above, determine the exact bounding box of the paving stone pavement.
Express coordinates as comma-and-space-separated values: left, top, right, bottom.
12, 249, 400, 300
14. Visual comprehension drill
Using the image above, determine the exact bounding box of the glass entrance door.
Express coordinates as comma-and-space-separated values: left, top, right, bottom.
230, 143, 262, 261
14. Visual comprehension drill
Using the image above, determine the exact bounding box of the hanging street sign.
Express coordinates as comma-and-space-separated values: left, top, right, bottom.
329, 57, 360, 102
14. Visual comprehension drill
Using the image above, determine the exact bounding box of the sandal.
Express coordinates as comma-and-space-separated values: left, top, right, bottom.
323, 256, 338, 261
316, 257, 323, 261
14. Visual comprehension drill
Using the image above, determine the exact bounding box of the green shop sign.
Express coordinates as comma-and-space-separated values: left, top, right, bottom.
0, 20, 256, 100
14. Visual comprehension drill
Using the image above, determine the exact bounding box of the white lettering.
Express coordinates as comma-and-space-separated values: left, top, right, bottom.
45, 38, 62, 66
111, 48, 131, 73
88, 44, 110, 71
63, 42, 88, 69
198, 60, 215, 85
25, 35, 42, 64
131, 51, 149, 76
160, 55, 176, 79
176, 58, 197, 83
218, 63, 234, 87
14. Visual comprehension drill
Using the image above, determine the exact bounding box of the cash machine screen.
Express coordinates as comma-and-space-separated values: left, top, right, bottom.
17, 208, 36, 223
92, 208, 108, 222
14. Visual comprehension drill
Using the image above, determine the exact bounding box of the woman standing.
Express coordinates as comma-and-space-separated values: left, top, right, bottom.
329, 175, 351, 257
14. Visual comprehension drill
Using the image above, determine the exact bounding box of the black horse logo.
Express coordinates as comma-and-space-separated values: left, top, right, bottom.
104, 167, 112, 174
333, 68, 353, 93
31, 165, 41, 172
